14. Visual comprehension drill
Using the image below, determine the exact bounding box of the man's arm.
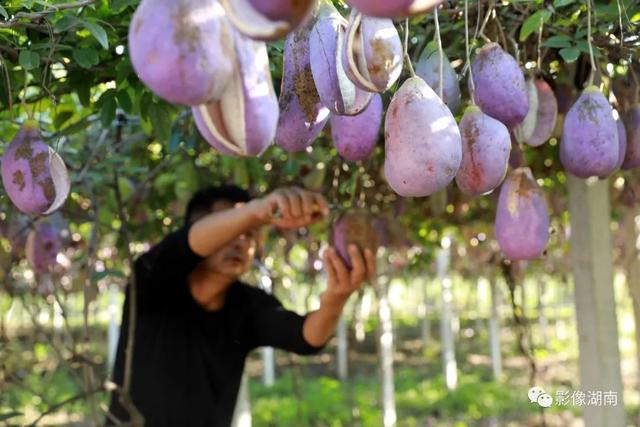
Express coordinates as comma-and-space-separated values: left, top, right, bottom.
188, 188, 329, 257
302, 245, 376, 347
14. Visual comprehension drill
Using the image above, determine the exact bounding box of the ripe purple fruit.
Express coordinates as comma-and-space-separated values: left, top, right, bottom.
415, 41, 461, 114
331, 210, 379, 269
1, 121, 70, 215
560, 86, 618, 178
384, 76, 462, 197
345, 0, 445, 18
615, 114, 627, 171
192, 29, 278, 157
471, 43, 528, 129
128, 0, 234, 106
342, 12, 403, 93
528, 80, 558, 147
331, 93, 383, 161
455, 106, 511, 196
26, 222, 61, 274
275, 14, 330, 152
221, 0, 316, 41
622, 105, 640, 170
495, 168, 549, 260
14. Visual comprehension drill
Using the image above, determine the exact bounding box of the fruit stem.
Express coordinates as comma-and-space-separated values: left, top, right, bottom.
586, 0, 596, 87
433, 7, 444, 100
403, 18, 416, 78
536, 13, 544, 74
465, 0, 476, 105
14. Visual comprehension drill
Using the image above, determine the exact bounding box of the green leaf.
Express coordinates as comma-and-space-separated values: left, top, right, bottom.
0, 6, 8, 20
54, 15, 79, 33
53, 110, 74, 129
100, 95, 117, 127
148, 102, 171, 141
559, 47, 580, 62
72, 48, 99, 68
519, 10, 552, 42
116, 90, 133, 113
82, 20, 109, 50
542, 35, 572, 48
553, 0, 574, 7
575, 40, 600, 57
92, 269, 125, 282
112, 0, 139, 11
18, 50, 40, 70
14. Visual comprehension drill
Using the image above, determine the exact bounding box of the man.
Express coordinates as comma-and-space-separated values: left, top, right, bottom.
108, 185, 376, 426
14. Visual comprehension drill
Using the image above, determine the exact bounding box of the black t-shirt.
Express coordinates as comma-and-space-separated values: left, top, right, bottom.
108, 226, 323, 426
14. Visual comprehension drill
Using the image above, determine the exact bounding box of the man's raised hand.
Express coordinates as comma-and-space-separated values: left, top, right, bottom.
250, 187, 329, 229
322, 245, 376, 306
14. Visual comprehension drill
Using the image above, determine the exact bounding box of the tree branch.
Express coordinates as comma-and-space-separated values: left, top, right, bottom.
0, 0, 97, 29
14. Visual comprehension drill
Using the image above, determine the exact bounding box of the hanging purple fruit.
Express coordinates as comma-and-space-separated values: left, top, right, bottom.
622, 105, 640, 170
332, 93, 383, 161
455, 106, 511, 196
26, 222, 61, 274
309, 2, 372, 116
495, 168, 549, 260
415, 41, 461, 114
471, 43, 528, 129
1, 122, 70, 216
614, 113, 627, 171
331, 210, 379, 269
220, 0, 316, 41
193, 30, 278, 157
342, 12, 403, 93
527, 80, 558, 147
384, 76, 462, 197
345, 0, 444, 18
275, 14, 330, 152
128, 0, 234, 106
560, 86, 619, 178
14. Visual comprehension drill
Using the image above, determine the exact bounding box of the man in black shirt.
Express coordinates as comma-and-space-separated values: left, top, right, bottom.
108, 185, 376, 426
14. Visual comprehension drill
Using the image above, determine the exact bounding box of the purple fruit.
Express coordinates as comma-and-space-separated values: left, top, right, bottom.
384, 76, 462, 197
455, 106, 511, 196
309, 2, 372, 116
128, 0, 234, 105
221, 0, 316, 41
331, 93, 383, 161
342, 12, 402, 93
26, 222, 61, 274
527, 80, 558, 147
471, 43, 528, 129
495, 167, 549, 260
560, 86, 618, 178
1, 121, 70, 216
346, 0, 444, 18
331, 210, 379, 269
193, 29, 278, 157
615, 113, 627, 171
275, 14, 330, 152
415, 41, 461, 114
622, 105, 640, 170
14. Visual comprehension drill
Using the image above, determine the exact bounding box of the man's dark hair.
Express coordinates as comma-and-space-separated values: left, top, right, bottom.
185, 185, 252, 226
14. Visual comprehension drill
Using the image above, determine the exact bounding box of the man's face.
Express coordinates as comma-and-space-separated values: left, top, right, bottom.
199, 200, 258, 279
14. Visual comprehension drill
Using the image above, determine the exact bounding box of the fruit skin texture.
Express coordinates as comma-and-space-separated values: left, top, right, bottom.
384, 76, 462, 197
527, 79, 558, 147
275, 14, 330, 152
415, 41, 461, 114
221, 0, 316, 41
26, 222, 61, 274
455, 106, 511, 196
309, 3, 372, 116
560, 86, 619, 178
346, 0, 444, 18
342, 12, 402, 93
128, 0, 234, 106
615, 115, 627, 171
471, 43, 528, 129
332, 93, 383, 161
495, 167, 549, 260
622, 105, 640, 170
1, 122, 69, 215
331, 210, 379, 269
192, 29, 278, 157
